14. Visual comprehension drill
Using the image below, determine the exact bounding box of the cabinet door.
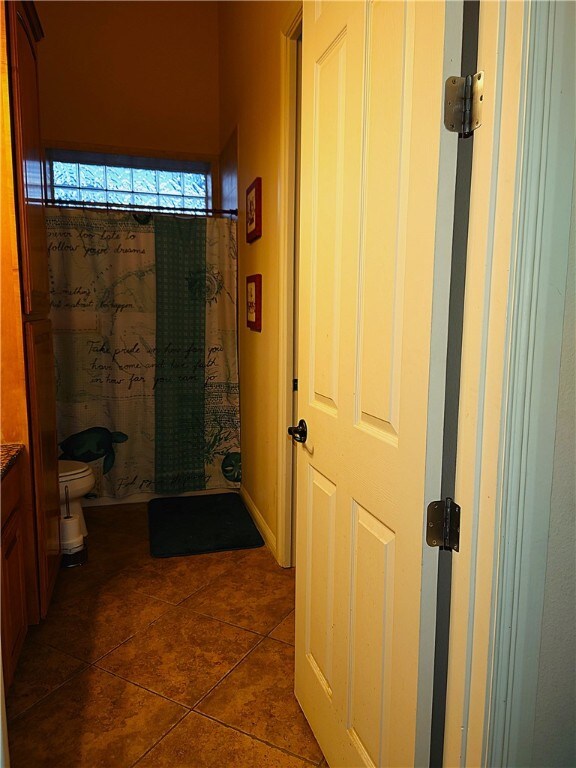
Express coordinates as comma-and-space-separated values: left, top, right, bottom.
24, 319, 60, 616
1, 479, 28, 689
8, 1, 49, 319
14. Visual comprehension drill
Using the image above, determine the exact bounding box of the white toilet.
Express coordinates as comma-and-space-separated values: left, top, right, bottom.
58, 460, 95, 541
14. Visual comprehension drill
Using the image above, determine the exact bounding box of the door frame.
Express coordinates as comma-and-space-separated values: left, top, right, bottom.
276, 4, 302, 568
444, 1, 575, 765
414, 1, 466, 764
487, 3, 574, 762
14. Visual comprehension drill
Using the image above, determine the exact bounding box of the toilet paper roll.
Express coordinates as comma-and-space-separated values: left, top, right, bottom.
60, 515, 84, 552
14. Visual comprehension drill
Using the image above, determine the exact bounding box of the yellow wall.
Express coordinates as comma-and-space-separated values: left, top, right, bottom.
219, 1, 298, 548
36, 1, 220, 158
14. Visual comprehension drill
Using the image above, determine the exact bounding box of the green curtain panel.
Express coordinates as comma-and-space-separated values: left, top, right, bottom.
154, 217, 207, 492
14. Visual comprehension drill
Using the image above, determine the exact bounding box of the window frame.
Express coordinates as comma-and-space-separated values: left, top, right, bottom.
45, 149, 213, 214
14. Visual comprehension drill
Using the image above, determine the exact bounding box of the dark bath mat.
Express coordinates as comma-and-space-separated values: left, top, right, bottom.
148, 493, 264, 558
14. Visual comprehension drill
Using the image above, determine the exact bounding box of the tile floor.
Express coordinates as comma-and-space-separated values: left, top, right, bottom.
6, 503, 327, 768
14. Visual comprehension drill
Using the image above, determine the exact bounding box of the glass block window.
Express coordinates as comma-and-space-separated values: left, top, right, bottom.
46, 150, 211, 214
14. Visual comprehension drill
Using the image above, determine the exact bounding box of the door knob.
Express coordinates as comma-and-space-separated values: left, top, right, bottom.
288, 419, 308, 443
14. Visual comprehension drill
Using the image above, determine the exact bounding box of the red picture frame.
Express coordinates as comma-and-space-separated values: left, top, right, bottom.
246, 274, 262, 332
246, 177, 262, 243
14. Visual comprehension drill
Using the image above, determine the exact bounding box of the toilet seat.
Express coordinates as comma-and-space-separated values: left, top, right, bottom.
58, 460, 92, 481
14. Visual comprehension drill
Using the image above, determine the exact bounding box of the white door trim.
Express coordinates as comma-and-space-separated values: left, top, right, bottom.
443, 2, 526, 763
444, 1, 575, 765
414, 1, 464, 764
276, 5, 302, 567
487, 1, 575, 763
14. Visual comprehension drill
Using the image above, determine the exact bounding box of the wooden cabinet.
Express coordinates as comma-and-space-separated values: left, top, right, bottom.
1, 452, 28, 688
7, 0, 50, 319
25, 321, 61, 614
3, 0, 61, 621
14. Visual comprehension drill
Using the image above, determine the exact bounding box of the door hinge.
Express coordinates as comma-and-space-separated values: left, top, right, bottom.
444, 72, 484, 138
292, 378, 298, 392
426, 497, 461, 552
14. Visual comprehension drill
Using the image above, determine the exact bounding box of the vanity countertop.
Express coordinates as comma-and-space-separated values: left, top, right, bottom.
0, 443, 24, 479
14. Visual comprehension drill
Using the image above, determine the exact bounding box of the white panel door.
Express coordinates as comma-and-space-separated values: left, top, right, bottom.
294, 1, 457, 765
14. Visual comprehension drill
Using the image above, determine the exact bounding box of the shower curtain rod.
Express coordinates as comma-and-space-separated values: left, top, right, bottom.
45, 200, 238, 216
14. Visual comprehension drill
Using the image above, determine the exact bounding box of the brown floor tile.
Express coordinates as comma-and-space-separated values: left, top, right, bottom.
230, 544, 291, 573
30, 583, 171, 662
270, 610, 295, 646
183, 555, 295, 634
135, 711, 314, 768
11, 504, 315, 767
87, 535, 151, 571
5, 638, 87, 721
52, 528, 150, 606
97, 606, 260, 707
83, 505, 150, 562
51, 559, 122, 604
84, 502, 149, 533
115, 549, 238, 605
197, 638, 322, 763
8, 666, 185, 768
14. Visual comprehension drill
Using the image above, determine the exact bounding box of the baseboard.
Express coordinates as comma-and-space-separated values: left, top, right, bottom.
240, 486, 278, 561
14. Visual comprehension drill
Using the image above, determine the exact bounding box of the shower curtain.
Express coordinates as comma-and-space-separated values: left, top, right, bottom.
46, 207, 240, 499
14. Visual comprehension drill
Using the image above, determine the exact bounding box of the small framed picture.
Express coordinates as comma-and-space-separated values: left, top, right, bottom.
246, 177, 262, 243
246, 274, 262, 332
